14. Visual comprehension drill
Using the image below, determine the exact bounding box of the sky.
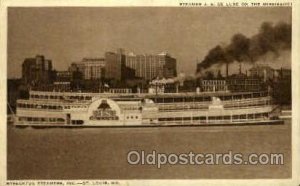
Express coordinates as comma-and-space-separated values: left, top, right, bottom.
7, 7, 291, 79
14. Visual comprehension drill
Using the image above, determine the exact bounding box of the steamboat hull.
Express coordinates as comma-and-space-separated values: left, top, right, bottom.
14, 119, 284, 129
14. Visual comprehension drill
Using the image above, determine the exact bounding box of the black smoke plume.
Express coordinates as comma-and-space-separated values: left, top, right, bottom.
197, 22, 291, 72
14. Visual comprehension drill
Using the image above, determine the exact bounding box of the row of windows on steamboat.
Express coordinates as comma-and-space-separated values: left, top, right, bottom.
28, 92, 269, 103
158, 113, 269, 121
17, 103, 88, 110
148, 92, 268, 103
30, 94, 93, 100
18, 117, 66, 123
158, 100, 271, 111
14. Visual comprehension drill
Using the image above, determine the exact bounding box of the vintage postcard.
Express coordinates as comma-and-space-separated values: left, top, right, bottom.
0, 0, 299, 185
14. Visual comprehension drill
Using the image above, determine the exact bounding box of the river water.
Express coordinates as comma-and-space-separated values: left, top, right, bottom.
7, 119, 291, 179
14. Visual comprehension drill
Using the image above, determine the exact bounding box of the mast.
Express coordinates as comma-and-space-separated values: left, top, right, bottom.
7, 102, 15, 115
7, 102, 16, 124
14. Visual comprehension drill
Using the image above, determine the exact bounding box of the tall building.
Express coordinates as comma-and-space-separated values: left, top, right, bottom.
249, 65, 275, 82
55, 71, 73, 82
105, 49, 127, 81
22, 55, 53, 85
200, 80, 228, 92
226, 73, 264, 92
125, 52, 177, 81
275, 68, 291, 80
82, 58, 106, 80
71, 58, 106, 80
273, 68, 291, 105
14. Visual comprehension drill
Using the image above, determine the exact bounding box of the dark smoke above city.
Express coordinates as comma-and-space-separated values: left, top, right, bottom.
197, 21, 291, 72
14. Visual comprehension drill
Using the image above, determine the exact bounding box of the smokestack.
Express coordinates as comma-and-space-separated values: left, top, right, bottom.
137, 87, 141, 94
226, 63, 229, 77
239, 63, 242, 74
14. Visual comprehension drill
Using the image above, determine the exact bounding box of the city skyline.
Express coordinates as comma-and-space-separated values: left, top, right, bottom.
8, 7, 291, 78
